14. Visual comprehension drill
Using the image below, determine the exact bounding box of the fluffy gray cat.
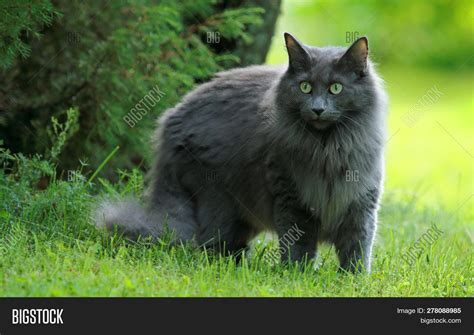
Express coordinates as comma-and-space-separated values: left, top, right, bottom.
95, 33, 388, 272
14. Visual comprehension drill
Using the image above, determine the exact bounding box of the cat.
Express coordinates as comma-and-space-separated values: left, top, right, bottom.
94, 33, 388, 272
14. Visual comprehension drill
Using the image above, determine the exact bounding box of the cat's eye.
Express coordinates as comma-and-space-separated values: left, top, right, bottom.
329, 83, 343, 95
299, 81, 312, 94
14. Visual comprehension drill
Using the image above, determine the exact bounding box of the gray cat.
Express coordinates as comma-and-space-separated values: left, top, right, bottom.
95, 33, 388, 272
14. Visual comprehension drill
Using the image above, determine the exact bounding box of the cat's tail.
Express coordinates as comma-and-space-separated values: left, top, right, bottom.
92, 198, 162, 240
92, 196, 197, 243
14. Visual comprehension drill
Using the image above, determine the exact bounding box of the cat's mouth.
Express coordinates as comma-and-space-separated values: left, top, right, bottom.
309, 119, 334, 130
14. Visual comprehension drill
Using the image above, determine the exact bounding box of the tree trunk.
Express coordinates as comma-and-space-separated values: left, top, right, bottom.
212, 0, 282, 66
234, 0, 282, 65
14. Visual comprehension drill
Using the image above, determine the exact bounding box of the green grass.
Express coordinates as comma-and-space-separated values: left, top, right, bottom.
0, 173, 471, 297
382, 66, 473, 210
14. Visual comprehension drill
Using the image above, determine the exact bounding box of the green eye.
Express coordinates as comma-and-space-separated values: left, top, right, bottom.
329, 83, 343, 95
299, 81, 312, 94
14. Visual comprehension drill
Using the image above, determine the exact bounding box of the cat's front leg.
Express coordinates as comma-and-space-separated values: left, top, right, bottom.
266, 153, 318, 265
334, 188, 380, 273
270, 175, 318, 264
273, 198, 318, 264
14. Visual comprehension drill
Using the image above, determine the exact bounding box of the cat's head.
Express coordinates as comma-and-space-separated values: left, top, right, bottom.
276, 33, 381, 131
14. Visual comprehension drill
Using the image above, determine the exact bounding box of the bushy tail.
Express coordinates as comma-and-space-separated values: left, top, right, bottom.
93, 198, 161, 240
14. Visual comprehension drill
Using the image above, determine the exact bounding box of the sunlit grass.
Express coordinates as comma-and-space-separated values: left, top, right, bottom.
383, 67, 473, 216
0, 176, 471, 296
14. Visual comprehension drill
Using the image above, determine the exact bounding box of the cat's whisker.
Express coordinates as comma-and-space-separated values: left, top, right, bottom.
335, 124, 345, 143
341, 114, 364, 128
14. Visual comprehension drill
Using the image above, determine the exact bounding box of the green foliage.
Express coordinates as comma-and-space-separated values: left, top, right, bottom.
47, 107, 79, 161
0, 0, 264, 176
0, 0, 60, 68
0, 147, 55, 186
197, 7, 264, 43
0, 106, 81, 189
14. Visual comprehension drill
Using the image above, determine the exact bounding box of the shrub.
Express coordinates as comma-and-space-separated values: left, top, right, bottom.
0, 0, 266, 177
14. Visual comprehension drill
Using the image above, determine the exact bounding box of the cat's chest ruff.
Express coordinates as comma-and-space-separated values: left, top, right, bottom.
298, 170, 360, 215
293, 151, 374, 234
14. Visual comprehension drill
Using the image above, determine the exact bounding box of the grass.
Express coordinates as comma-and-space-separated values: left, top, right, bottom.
0, 172, 471, 296
382, 66, 473, 210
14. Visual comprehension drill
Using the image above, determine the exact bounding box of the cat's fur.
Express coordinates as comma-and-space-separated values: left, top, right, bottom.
94, 33, 388, 272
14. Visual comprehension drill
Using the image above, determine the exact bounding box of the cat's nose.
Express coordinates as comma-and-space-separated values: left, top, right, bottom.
311, 108, 325, 116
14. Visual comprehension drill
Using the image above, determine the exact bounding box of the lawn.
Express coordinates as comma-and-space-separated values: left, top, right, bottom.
0, 64, 472, 296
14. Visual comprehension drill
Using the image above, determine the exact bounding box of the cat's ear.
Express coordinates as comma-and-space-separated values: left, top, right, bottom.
337, 36, 369, 76
284, 32, 310, 73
